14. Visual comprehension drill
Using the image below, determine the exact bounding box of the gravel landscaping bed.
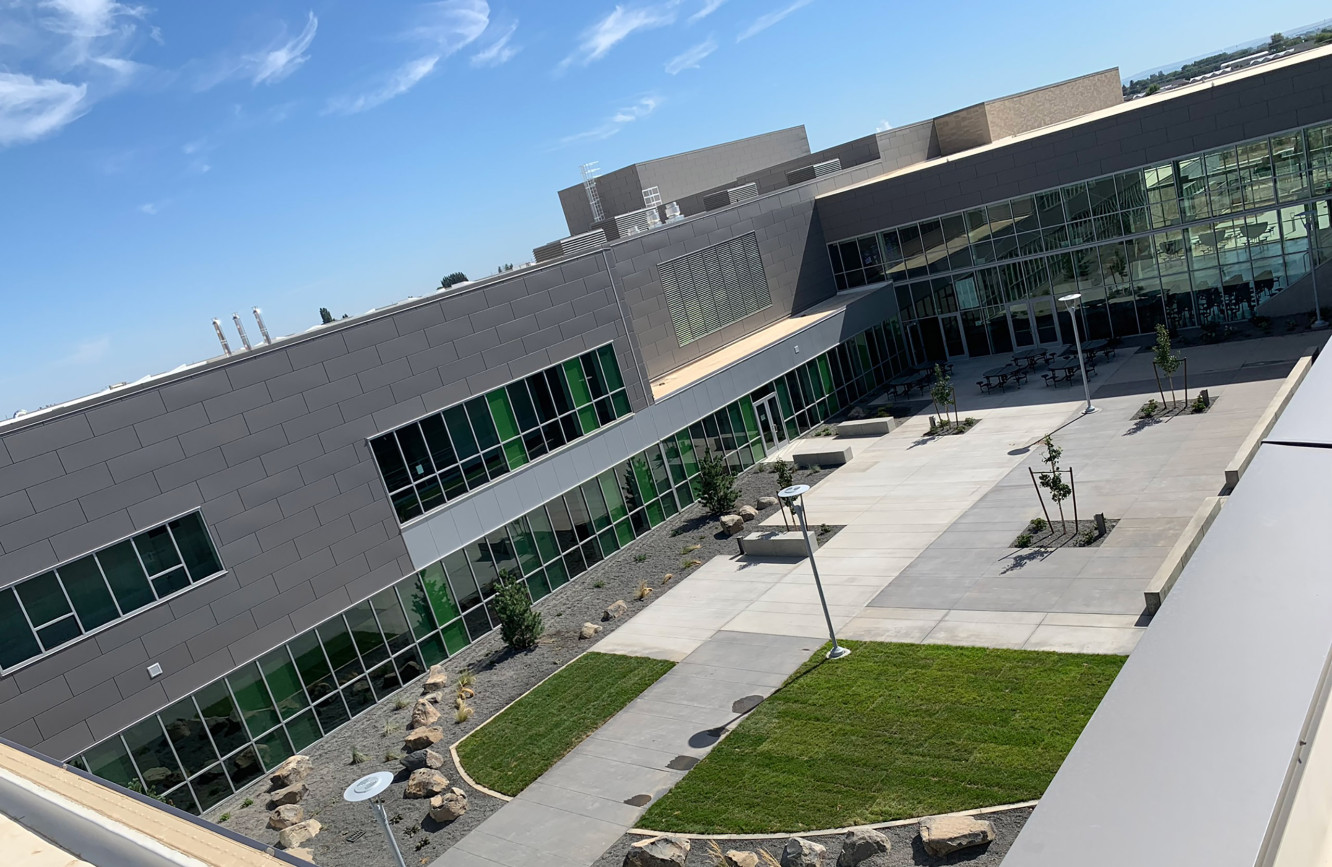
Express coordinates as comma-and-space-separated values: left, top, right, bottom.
592, 806, 1034, 867
202, 462, 837, 867
1012, 517, 1119, 550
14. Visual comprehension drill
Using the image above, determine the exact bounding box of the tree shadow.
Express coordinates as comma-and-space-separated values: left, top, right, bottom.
1123, 416, 1164, 436
1000, 547, 1053, 574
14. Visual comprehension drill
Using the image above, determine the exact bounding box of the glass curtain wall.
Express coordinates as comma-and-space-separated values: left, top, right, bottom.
71, 318, 907, 814
830, 121, 1332, 358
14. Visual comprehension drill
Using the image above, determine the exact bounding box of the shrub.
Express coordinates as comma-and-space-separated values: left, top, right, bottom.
457, 667, 476, 689
633, 553, 648, 563
774, 459, 795, 492
1029, 517, 1047, 533
635, 581, 652, 601
681, 543, 701, 555
1191, 395, 1209, 413
351, 747, 369, 765
1141, 398, 1159, 418
697, 450, 739, 515
385, 750, 402, 762
393, 697, 410, 710
682, 558, 703, 569
455, 703, 474, 724
218, 812, 230, 822
492, 570, 544, 651
1080, 529, 1098, 545
819, 523, 832, 535
593, 580, 605, 588
1015, 533, 1033, 548
241, 798, 253, 808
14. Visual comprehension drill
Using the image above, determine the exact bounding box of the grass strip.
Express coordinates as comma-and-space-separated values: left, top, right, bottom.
641, 640, 1123, 834
455, 652, 674, 796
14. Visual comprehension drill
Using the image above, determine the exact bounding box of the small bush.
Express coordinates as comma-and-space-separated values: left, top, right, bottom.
818, 523, 832, 535
415, 838, 430, 852
681, 558, 703, 569
1191, 395, 1209, 413
1029, 517, 1047, 533
218, 812, 231, 822
386, 750, 402, 762
392, 697, 410, 710
681, 543, 701, 555
1141, 398, 1159, 418
492, 570, 544, 651
697, 450, 739, 514
635, 581, 652, 601
458, 668, 476, 689
1080, 529, 1098, 545
807, 464, 822, 474
633, 553, 648, 563
1015, 533, 1033, 548
456, 703, 474, 724
351, 747, 370, 765
382, 722, 398, 737
241, 798, 253, 808
593, 580, 605, 588
774, 460, 795, 492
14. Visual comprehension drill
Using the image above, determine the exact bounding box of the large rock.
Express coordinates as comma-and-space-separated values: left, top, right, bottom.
847, 406, 868, 420
428, 787, 469, 823
720, 514, 745, 536
757, 496, 779, 509
918, 815, 996, 856
267, 804, 304, 830
269, 755, 312, 790
423, 663, 449, 693
401, 748, 445, 772
736, 505, 759, 522
278, 819, 321, 849
284, 848, 315, 863
624, 835, 690, 867
602, 600, 628, 621
403, 727, 444, 751
724, 851, 759, 867
405, 768, 449, 799
837, 826, 890, 866
781, 836, 827, 867
580, 622, 603, 639
268, 782, 306, 807
410, 698, 441, 729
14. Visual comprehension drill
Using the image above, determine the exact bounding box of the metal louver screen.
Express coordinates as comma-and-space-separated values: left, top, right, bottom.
659, 232, 772, 347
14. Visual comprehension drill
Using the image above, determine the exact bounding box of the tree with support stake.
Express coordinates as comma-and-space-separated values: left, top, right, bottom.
1031, 435, 1078, 535
930, 364, 959, 430
1152, 323, 1187, 409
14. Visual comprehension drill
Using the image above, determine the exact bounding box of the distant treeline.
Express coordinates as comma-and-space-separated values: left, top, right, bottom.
1123, 29, 1332, 97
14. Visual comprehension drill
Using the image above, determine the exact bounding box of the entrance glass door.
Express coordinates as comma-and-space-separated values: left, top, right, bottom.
1009, 302, 1035, 347
753, 394, 785, 452
940, 313, 967, 358
1030, 296, 1060, 344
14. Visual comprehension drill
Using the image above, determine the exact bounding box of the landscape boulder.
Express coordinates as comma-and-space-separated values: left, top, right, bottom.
781, 836, 827, 867
724, 851, 759, 867
847, 406, 868, 420
602, 600, 628, 621
624, 835, 690, 867
837, 826, 890, 866
269, 755, 312, 790
918, 815, 996, 856
268, 783, 306, 807
277, 819, 321, 850
403, 727, 444, 751
267, 804, 304, 830
405, 768, 449, 799
757, 496, 780, 509
284, 848, 315, 863
580, 622, 603, 639
428, 787, 469, 823
720, 514, 745, 536
401, 748, 445, 772
423, 663, 449, 693
736, 505, 759, 522
410, 698, 441, 729
423, 691, 445, 705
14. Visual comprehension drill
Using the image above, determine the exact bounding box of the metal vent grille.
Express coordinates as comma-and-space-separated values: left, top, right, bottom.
659, 232, 771, 347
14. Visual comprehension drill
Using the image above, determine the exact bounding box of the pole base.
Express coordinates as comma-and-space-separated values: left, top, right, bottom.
1313, 320, 1329, 330
1083, 405, 1099, 414
827, 645, 852, 660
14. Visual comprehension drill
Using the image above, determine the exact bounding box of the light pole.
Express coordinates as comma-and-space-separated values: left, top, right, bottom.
1298, 210, 1327, 329
1057, 293, 1097, 415
778, 484, 850, 660
344, 771, 407, 867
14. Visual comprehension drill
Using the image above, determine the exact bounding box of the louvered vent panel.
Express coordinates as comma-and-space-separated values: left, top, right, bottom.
658, 232, 772, 347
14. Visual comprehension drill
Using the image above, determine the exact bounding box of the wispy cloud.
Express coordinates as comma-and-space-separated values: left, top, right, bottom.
561, 95, 660, 145
561, 3, 679, 70
0, 72, 89, 145
688, 0, 725, 23
194, 11, 318, 90
737, 0, 813, 41
665, 37, 715, 74
471, 19, 519, 67
406, 0, 491, 52
875, 119, 892, 132
137, 201, 162, 215
60, 336, 111, 366
325, 55, 440, 115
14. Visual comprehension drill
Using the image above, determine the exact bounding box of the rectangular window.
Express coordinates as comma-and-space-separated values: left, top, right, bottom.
0, 511, 223, 673
369, 345, 632, 524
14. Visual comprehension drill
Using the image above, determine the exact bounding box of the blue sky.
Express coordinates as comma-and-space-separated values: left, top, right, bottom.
1, 0, 1328, 416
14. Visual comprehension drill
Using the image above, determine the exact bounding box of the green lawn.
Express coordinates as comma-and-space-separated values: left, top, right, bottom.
640, 641, 1123, 834
455, 652, 674, 796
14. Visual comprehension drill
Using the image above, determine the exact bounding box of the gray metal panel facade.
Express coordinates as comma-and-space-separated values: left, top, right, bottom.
817, 50, 1332, 243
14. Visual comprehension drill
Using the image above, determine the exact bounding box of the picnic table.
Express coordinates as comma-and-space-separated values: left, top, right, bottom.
886, 370, 931, 397
980, 363, 1025, 392
1011, 347, 1048, 368
1044, 355, 1094, 385
1080, 339, 1111, 361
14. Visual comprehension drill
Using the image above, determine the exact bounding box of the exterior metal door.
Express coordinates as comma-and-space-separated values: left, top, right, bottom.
754, 394, 785, 452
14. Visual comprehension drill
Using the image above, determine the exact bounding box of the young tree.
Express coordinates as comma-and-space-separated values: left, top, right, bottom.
319, 307, 334, 324
930, 364, 958, 428
774, 459, 796, 529
439, 272, 469, 290
1152, 323, 1183, 408
491, 570, 543, 651
697, 449, 739, 515
1036, 435, 1073, 533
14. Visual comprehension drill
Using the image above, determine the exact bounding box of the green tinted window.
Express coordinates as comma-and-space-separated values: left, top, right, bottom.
287, 631, 335, 702
420, 563, 460, 624
371, 588, 412, 653
564, 359, 593, 407
98, 541, 154, 612
396, 577, 436, 640
159, 698, 216, 776
597, 345, 625, 391
16, 572, 70, 626
0, 589, 39, 669
82, 738, 139, 788
258, 648, 306, 720
598, 471, 627, 522
194, 680, 247, 755
122, 716, 184, 795
59, 556, 119, 630
227, 662, 281, 738
466, 398, 499, 450
487, 390, 520, 441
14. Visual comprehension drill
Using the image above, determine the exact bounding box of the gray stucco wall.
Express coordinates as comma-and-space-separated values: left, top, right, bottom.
0, 261, 647, 761
818, 50, 1332, 243
875, 120, 939, 173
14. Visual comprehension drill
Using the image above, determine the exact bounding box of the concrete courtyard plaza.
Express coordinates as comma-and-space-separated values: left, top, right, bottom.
433, 334, 1312, 867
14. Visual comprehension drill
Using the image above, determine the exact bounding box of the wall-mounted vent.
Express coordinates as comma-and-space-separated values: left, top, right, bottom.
785, 158, 842, 185
702, 182, 760, 212
614, 206, 662, 238
533, 229, 607, 263
658, 232, 772, 347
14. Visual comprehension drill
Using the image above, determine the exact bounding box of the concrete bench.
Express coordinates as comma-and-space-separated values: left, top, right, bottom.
793, 446, 852, 468
1144, 496, 1226, 614
1225, 353, 1314, 490
836, 417, 897, 437
738, 530, 817, 558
